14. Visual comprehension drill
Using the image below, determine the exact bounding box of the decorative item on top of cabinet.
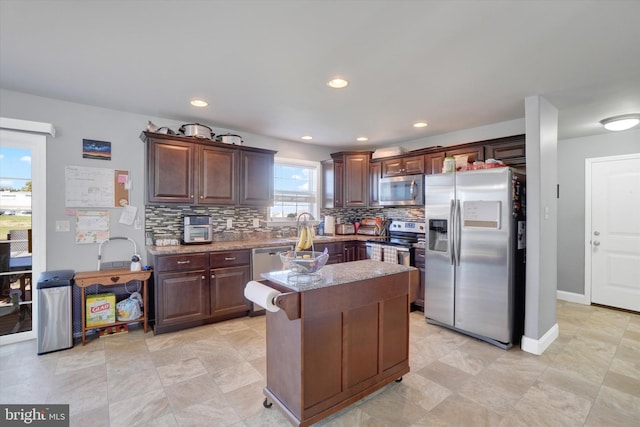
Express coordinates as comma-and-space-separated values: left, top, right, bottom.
142, 132, 276, 207
442, 144, 484, 171
381, 154, 425, 177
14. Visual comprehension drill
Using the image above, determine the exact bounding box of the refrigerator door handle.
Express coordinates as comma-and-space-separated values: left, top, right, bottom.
455, 199, 462, 266
449, 199, 456, 265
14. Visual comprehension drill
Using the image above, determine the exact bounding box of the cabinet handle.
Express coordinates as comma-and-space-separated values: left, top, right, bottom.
177, 260, 191, 264
211, 274, 215, 279
200, 196, 203, 199
224, 257, 236, 261
202, 275, 206, 280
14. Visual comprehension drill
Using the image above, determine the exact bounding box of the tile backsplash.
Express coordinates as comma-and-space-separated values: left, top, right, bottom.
145, 205, 425, 243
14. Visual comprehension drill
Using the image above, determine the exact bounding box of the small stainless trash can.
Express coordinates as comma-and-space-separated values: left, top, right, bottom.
37, 270, 74, 355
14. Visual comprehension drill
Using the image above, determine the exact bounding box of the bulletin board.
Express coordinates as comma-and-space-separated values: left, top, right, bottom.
65, 165, 129, 208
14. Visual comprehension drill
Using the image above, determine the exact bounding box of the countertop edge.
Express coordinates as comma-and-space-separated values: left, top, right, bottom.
147, 235, 386, 255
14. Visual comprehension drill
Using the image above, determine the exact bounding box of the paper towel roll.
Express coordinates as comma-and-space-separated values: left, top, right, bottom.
244, 281, 281, 312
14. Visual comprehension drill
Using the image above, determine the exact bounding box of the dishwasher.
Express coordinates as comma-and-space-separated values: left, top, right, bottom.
250, 246, 292, 315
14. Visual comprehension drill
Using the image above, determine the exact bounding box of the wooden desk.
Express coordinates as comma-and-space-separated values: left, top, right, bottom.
74, 268, 152, 345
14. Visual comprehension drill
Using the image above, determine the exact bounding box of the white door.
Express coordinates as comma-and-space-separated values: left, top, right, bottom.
0, 120, 50, 345
587, 154, 640, 311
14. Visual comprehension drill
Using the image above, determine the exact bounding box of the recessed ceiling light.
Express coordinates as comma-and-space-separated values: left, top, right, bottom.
357, 137, 368, 142
301, 135, 313, 140
190, 99, 208, 107
599, 114, 640, 131
413, 121, 428, 128
327, 78, 349, 89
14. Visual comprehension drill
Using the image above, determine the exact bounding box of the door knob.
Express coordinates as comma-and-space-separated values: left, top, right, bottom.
594, 231, 600, 236
593, 241, 600, 246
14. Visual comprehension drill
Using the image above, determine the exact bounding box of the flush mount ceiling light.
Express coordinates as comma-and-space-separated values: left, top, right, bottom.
301, 135, 313, 140
190, 99, 208, 107
357, 137, 369, 142
600, 114, 640, 131
413, 121, 428, 128
327, 78, 349, 89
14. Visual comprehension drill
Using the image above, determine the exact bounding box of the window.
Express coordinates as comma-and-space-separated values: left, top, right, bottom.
269, 158, 320, 221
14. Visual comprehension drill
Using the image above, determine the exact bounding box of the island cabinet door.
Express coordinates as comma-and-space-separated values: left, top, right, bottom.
156, 270, 209, 327
300, 276, 409, 418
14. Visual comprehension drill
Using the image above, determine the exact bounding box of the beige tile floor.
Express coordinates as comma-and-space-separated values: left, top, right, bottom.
1, 300, 638, 426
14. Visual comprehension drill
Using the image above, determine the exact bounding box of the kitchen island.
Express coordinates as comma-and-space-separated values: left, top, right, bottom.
258, 260, 418, 427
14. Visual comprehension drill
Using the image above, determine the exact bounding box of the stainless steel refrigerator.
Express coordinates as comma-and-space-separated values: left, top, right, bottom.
424, 167, 526, 348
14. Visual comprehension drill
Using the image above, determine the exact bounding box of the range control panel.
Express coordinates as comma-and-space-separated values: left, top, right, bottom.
389, 221, 426, 233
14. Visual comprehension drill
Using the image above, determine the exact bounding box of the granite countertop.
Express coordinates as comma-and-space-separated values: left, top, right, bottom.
261, 260, 416, 292
147, 234, 385, 255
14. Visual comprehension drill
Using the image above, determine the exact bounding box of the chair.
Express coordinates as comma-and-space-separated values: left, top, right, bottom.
8, 229, 30, 256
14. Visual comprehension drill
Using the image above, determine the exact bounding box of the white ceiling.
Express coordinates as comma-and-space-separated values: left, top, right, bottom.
1, 0, 639, 149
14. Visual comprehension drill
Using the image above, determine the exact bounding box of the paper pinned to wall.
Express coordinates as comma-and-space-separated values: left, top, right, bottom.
65, 165, 130, 208
119, 205, 137, 226
76, 210, 110, 244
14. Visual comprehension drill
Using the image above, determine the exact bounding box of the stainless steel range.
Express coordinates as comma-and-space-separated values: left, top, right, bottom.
365, 220, 425, 266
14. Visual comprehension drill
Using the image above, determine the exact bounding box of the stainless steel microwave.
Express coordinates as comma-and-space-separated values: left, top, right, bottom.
379, 174, 424, 206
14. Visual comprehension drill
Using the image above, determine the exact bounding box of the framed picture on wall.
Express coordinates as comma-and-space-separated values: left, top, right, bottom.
82, 139, 111, 160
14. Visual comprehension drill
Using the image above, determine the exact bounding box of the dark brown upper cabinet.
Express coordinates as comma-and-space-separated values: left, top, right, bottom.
143, 132, 276, 206
324, 151, 372, 208
381, 154, 425, 177
484, 135, 526, 167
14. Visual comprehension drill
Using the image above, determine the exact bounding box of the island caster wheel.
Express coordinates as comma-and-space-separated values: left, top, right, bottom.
263, 398, 273, 408
395, 377, 403, 383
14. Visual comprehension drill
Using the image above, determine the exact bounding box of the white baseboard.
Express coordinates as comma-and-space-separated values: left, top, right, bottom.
556, 290, 589, 305
521, 323, 559, 355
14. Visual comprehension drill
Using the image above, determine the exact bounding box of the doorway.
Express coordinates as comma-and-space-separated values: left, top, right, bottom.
585, 153, 640, 312
0, 120, 50, 345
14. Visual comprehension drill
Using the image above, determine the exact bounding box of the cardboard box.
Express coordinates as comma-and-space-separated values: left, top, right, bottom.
86, 293, 116, 327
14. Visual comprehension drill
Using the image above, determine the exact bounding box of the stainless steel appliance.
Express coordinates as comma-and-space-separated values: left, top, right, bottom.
365, 220, 425, 266
183, 215, 213, 244
37, 270, 74, 355
335, 223, 355, 235
379, 174, 424, 206
250, 245, 292, 314
424, 167, 526, 348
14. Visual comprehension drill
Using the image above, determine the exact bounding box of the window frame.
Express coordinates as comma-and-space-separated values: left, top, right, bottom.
267, 157, 321, 226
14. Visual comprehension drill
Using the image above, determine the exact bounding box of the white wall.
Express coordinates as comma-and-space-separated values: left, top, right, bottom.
395, 118, 525, 151
0, 89, 334, 271
557, 128, 640, 296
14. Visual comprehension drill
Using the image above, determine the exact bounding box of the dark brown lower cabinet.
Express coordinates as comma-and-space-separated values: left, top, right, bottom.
263, 271, 413, 427
210, 265, 251, 319
313, 242, 343, 264
413, 248, 425, 311
342, 241, 357, 262
152, 250, 251, 334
